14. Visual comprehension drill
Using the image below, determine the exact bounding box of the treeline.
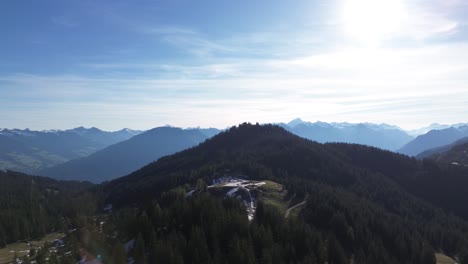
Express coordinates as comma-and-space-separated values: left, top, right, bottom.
107, 190, 329, 263
0, 170, 93, 246
99, 188, 464, 264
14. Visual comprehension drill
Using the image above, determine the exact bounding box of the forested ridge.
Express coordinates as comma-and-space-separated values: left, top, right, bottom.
95, 123, 468, 263
0, 170, 93, 246
424, 139, 468, 166
103, 123, 468, 219
4, 123, 468, 263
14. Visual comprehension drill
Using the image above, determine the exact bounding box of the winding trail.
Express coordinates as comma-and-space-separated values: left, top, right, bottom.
285, 195, 308, 218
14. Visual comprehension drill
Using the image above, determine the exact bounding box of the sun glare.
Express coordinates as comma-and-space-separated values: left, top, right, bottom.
342, 0, 408, 44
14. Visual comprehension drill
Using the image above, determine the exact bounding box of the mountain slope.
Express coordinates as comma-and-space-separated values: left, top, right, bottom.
103, 124, 468, 219
40, 127, 210, 183
0, 128, 140, 173
284, 119, 413, 151
398, 126, 468, 156
434, 141, 468, 166
417, 136, 468, 158
0, 170, 93, 246
418, 137, 468, 166
100, 123, 468, 263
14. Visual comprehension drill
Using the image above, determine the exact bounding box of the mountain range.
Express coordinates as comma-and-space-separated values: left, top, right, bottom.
39, 127, 215, 182
98, 123, 468, 263
407, 123, 468, 136
397, 126, 468, 156
282, 118, 413, 151
3, 123, 468, 263
39, 120, 421, 183
2, 120, 468, 183
0, 127, 141, 173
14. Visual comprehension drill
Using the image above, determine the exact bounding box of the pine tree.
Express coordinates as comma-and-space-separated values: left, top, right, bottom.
133, 233, 147, 264
460, 250, 468, 264
420, 244, 436, 264
111, 242, 127, 264
327, 235, 348, 264
186, 226, 211, 264
48, 254, 59, 264
0, 226, 5, 247
261, 248, 273, 264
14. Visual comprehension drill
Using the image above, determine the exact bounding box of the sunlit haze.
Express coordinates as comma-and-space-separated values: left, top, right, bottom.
342, 0, 408, 43
1, 0, 467, 130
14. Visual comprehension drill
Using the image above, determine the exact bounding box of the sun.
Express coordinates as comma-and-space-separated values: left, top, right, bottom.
342, 0, 407, 44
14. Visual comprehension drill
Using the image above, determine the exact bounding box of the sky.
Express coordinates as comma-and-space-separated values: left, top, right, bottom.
1, 0, 467, 130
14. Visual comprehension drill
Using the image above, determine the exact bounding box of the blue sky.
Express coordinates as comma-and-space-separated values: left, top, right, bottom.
1, 0, 467, 130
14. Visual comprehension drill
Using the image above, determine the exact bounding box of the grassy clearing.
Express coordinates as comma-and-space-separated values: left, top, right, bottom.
256, 180, 290, 214
0, 232, 64, 264
436, 253, 457, 264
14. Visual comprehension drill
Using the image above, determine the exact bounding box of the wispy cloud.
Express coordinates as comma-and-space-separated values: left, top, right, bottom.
2, 39, 468, 130
402, 0, 463, 39
51, 16, 78, 27
403, 8, 459, 39
139, 25, 197, 36
138, 25, 236, 57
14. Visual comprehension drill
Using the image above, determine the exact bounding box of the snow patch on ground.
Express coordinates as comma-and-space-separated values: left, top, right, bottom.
186, 190, 196, 197
226, 187, 240, 197
209, 176, 265, 221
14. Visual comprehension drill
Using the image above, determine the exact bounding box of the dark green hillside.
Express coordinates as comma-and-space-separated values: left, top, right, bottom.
433, 141, 468, 166
419, 137, 468, 166
417, 137, 468, 159
103, 123, 351, 206
99, 123, 468, 263
104, 124, 468, 219
0, 170, 93, 246
326, 143, 468, 219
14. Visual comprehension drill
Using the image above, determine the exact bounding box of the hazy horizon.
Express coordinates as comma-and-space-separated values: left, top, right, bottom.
0, 118, 465, 132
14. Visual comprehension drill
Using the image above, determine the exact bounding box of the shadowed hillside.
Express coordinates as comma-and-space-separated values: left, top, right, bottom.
40, 127, 211, 183
98, 123, 468, 264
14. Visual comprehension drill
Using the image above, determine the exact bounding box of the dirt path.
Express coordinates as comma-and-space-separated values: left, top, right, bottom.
285, 196, 307, 218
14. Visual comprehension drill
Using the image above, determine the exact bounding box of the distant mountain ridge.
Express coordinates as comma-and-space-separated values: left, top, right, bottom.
407, 123, 468, 136
398, 126, 468, 156
281, 118, 413, 151
2, 120, 468, 178
34, 120, 417, 182
39, 127, 215, 183
0, 127, 141, 173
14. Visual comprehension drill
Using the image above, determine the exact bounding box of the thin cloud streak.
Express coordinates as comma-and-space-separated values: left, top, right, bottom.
1, 0, 467, 130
